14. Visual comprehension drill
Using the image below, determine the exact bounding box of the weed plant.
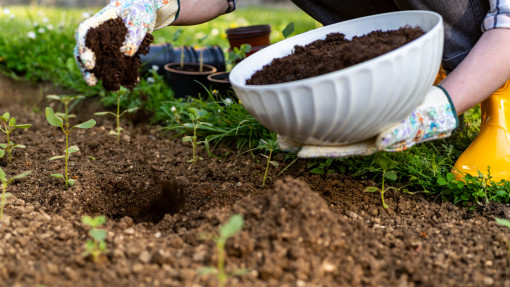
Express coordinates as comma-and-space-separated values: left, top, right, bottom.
0, 112, 32, 163
198, 214, 249, 287
0, 167, 31, 219
364, 153, 400, 208
45, 107, 96, 189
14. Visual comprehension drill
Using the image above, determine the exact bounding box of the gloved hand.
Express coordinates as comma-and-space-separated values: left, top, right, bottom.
279, 86, 458, 158
74, 0, 179, 86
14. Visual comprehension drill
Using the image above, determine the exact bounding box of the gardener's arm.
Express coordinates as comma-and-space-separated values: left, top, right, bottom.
172, 0, 234, 25
440, 0, 510, 115
441, 29, 510, 115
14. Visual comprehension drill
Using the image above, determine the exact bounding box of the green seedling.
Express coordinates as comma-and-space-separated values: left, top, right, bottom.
257, 138, 279, 187
94, 89, 138, 143
46, 107, 96, 189
0, 112, 32, 163
182, 109, 212, 164
364, 153, 400, 208
81, 215, 109, 263
46, 94, 85, 123
0, 167, 31, 219
198, 214, 249, 287
226, 43, 251, 71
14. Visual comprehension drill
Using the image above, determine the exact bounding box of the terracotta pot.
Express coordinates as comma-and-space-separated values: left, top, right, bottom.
207, 71, 235, 98
164, 62, 217, 98
226, 25, 271, 57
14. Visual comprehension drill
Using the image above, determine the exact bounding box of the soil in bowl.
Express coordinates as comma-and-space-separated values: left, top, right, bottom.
85, 18, 154, 91
247, 26, 424, 85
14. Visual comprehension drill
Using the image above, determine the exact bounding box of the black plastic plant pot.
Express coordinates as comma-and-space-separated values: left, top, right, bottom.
141, 44, 226, 75
207, 71, 235, 98
164, 62, 217, 98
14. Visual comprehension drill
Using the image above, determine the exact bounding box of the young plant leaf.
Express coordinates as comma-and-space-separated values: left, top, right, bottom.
8, 117, 15, 126
495, 217, 510, 229
13, 124, 32, 129
383, 171, 397, 181
0, 150, 4, 158
364, 187, 379, 193
219, 214, 244, 239
68, 145, 80, 154
0, 167, 5, 181
49, 155, 65, 161
8, 171, 31, 184
1, 112, 10, 121
67, 179, 75, 186
94, 112, 116, 116
50, 174, 64, 179
89, 229, 107, 242
282, 22, 295, 39
74, 119, 96, 129
45, 107, 64, 128
197, 267, 218, 275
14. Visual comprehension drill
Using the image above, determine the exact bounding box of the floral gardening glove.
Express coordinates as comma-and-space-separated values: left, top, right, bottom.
279, 86, 458, 158
74, 0, 179, 86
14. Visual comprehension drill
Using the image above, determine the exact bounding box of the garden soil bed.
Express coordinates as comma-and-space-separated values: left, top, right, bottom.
1, 74, 510, 287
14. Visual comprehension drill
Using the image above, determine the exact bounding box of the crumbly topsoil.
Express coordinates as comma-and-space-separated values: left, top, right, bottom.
85, 18, 153, 91
247, 26, 424, 85
1, 75, 510, 287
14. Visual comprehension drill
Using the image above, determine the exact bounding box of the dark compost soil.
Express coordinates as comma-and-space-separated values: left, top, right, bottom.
1, 75, 510, 287
85, 18, 153, 91
247, 27, 424, 85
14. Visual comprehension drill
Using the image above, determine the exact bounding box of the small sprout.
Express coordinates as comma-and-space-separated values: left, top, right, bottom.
94, 89, 138, 143
257, 138, 279, 187
182, 109, 212, 164
81, 215, 109, 263
364, 153, 400, 208
0, 167, 31, 219
198, 214, 249, 287
46, 107, 96, 189
46, 94, 85, 123
0, 112, 32, 163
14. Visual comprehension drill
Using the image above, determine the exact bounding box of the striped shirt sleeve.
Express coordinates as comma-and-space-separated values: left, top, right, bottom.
483, 0, 510, 31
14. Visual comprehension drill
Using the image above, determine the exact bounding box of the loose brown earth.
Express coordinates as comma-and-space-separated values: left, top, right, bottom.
85, 18, 153, 91
1, 74, 510, 287
247, 27, 424, 85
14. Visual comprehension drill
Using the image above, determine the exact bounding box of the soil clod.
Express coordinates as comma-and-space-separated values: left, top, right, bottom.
85, 18, 153, 91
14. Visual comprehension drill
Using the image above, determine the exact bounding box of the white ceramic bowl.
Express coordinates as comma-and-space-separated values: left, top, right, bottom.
229, 11, 444, 145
